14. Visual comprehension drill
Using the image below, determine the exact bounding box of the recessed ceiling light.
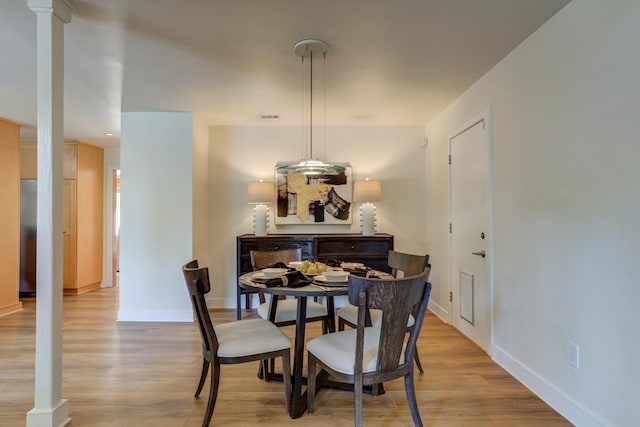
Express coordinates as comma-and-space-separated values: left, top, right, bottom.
104, 132, 114, 136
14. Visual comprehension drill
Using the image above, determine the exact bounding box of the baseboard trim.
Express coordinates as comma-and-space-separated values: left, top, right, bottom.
117, 309, 193, 322
491, 344, 609, 427
0, 301, 23, 317
64, 282, 101, 295
207, 297, 238, 309
428, 300, 450, 324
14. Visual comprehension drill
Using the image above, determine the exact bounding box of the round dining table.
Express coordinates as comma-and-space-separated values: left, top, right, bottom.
238, 272, 349, 418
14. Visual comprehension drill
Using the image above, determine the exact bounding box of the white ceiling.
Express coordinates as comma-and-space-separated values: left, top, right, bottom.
0, 0, 571, 147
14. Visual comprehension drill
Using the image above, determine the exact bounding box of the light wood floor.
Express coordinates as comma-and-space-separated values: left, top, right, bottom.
0, 288, 571, 427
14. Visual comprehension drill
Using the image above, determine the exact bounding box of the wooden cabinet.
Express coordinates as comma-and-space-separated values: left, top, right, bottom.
236, 234, 394, 276
63, 179, 76, 290
19, 143, 77, 180
314, 236, 394, 271
65, 142, 104, 294
0, 119, 22, 316
19, 141, 103, 294
19, 143, 37, 180
236, 233, 394, 318
236, 236, 315, 274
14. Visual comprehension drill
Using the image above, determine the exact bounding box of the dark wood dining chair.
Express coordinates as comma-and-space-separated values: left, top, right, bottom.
250, 249, 330, 332
250, 248, 302, 307
182, 260, 291, 426
337, 250, 431, 373
307, 271, 432, 427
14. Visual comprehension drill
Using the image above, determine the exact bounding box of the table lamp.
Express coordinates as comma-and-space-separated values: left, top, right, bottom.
354, 179, 382, 236
248, 180, 275, 236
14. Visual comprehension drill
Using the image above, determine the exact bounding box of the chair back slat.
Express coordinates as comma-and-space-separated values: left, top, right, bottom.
182, 260, 218, 356
388, 250, 430, 278
405, 282, 432, 366
347, 271, 430, 373
387, 251, 432, 321
250, 248, 303, 270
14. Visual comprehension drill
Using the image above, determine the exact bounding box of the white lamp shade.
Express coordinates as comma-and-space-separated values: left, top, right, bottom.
248, 181, 275, 204
353, 180, 381, 203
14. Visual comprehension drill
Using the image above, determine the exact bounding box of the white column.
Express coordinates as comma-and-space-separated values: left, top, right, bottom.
26, 1, 72, 426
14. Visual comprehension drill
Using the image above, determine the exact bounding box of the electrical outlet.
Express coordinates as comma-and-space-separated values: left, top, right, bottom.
566, 340, 580, 370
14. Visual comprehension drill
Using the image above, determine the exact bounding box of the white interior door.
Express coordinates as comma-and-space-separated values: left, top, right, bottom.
449, 110, 492, 351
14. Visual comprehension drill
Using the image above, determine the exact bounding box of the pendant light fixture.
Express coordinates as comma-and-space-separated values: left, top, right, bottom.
276, 38, 348, 175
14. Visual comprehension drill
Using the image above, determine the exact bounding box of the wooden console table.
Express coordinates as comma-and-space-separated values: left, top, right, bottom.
235, 233, 394, 319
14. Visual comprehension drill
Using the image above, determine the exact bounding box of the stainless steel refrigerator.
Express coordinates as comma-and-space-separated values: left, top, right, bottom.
20, 179, 37, 295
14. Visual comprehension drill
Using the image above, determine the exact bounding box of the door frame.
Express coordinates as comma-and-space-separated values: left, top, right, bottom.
448, 106, 495, 352
103, 164, 120, 288
111, 169, 120, 287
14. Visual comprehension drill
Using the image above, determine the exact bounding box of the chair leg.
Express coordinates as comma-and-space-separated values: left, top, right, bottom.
413, 350, 424, 374
258, 357, 278, 381
203, 362, 220, 427
282, 352, 292, 413
260, 359, 270, 381
371, 382, 379, 396
269, 357, 276, 377
338, 317, 345, 331
322, 318, 329, 335
307, 354, 316, 413
354, 373, 363, 427
404, 372, 423, 427
195, 358, 210, 397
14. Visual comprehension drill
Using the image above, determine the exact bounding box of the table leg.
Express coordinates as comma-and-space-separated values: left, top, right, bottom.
289, 296, 308, 418
326, 296, 336, 333
268, 296, 279, 322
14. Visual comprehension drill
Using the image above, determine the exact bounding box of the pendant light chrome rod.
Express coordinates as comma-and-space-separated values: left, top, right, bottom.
300, 55, 305, 160
279, 38, 347, 175
323, 50, 327, 161
309, 48, 314, 159
294, 39, 329, 162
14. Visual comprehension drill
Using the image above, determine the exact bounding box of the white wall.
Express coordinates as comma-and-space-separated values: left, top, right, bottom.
425, 1, 640, 426
192, 113, 211, 267
206, 125, 428, 308
118, 112, 193, 322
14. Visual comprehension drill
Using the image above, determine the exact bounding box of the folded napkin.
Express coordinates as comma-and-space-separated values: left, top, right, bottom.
324, 259, 342, 268
347, 267, 370, 277
348, 267, 384, 279
267, 262, 291, 269
255, 271, 311, 288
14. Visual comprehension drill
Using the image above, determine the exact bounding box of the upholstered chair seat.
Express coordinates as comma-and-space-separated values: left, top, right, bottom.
258, 299, 328, 324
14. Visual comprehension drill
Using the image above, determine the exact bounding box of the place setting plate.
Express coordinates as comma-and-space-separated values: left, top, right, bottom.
340, 262, 364, 270
313, 272, 350, 287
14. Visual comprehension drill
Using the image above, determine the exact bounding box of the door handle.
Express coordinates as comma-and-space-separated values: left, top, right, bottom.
472, 250, 486, 258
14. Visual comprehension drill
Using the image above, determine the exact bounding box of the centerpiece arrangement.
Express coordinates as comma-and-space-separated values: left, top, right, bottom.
290, 260, 327, 275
